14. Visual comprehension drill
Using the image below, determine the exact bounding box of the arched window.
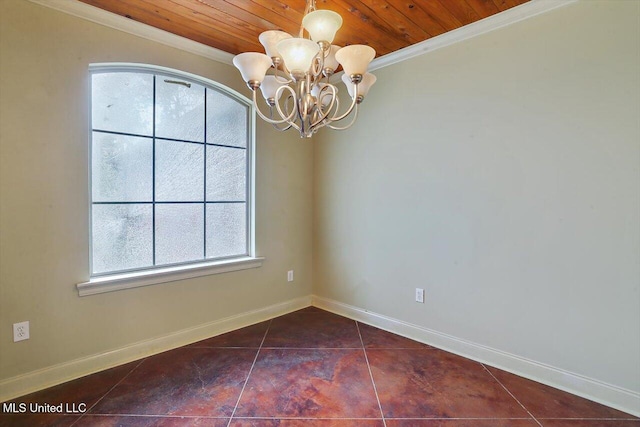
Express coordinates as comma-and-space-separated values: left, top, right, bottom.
89, 64, 254, 277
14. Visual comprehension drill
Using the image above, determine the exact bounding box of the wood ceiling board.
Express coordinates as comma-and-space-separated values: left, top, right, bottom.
326, 0, 411, 55
79, 0, 258, 53
344, 0, 432, 43
465, 0, 500, 16
492, 0, 521, 12
440, 0, 482, 26
78, 0, 531, 57
385, 0, 448, 38
248, 0, 306, 27
137, 0, 262, 46
416, 1, 464, 31
166, 0, 273, 36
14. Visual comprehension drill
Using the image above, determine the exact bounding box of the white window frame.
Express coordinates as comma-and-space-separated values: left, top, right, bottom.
77, 63, 262, 296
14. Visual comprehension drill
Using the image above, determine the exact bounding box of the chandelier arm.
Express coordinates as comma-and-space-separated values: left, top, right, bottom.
310, 52, 324, 84
310, 109, 320, 126
269, 100, 294, 132
283, 93, 296, 120
272, 122, 294, 132
326, 82, 359, 122
275, 63, 294, 84
274, 85, 301, 132
296, 79, 314, 134
332, 92, 340, 112
322, 85, 339, 115
317, 92, 340, 126
276, 84, 300, 123
274, 66, 293, 84
307, 113, 331, 134
327, 104, 359, 130
280, 92, 302, 135
252, 90, 295, 125
309, 85, 338, 129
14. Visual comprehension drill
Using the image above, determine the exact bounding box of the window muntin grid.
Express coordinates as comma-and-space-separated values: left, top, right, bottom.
90, 66, 252, 276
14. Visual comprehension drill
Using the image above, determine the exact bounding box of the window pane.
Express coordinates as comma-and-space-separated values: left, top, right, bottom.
91, 67, 252, 276
156, 77, 204, 142
206, 203, 247, 258
155, 139, 204, 202
207, 89, 248, 148
155, 204, 204, 265
92, 133, 153, 202
92, 204, 153, 274
206, 146, 246, 201
92, 73, 153, 135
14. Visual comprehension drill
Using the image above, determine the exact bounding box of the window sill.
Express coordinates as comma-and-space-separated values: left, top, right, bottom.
77, 257, 264, 297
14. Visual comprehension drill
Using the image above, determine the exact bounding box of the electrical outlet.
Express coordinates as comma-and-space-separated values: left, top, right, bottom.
13, 321, 29, 342
287, 270, 294, 282
415, 288, 424, 303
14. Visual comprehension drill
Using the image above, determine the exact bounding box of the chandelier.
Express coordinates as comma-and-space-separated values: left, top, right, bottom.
232, 0, 377, 138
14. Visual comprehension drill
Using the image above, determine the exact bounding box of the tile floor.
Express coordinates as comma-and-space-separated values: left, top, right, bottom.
1, 307, 638, 427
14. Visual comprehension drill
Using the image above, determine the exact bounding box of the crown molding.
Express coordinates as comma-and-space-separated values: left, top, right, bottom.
27, 0, 235, 65
369, 0, 578, 72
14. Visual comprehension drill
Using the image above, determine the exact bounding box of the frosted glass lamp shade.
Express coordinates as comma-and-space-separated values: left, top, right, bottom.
302, 10, 343, 43
277, 38, 320, 74
259, 30, 292, 59
342, 72, 376, 98
259, 75, 284, 101
335, 45, 376, 76
233, 52, 273, 84
324, 45, 341, 72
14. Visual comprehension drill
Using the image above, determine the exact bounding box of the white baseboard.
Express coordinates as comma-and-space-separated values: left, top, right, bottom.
0, 295, 311, 402
312, 295, 640, 418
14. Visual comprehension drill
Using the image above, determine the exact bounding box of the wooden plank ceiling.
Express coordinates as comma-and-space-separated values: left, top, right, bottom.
79, 0, 530, 58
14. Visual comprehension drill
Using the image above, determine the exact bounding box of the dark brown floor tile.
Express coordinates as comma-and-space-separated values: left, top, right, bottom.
487, 367, 638, 419
229, 419, 385, 427
74, 415, 229, 426
0, 360, 141, 427
367, 349, 529, 419
90, 347, 257, 417
385, 420, 539, 427
291, 306, 327, 314
541, 421, 640, 427
358, 323, 432, 349
263, 312, 361, 348
234, 349, 380, 418
187, 321, 270, 348
0, 413, 79, 427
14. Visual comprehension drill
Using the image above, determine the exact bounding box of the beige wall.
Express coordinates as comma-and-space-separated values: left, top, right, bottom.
314, 0, 640, 393
0, 0, 312, 383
